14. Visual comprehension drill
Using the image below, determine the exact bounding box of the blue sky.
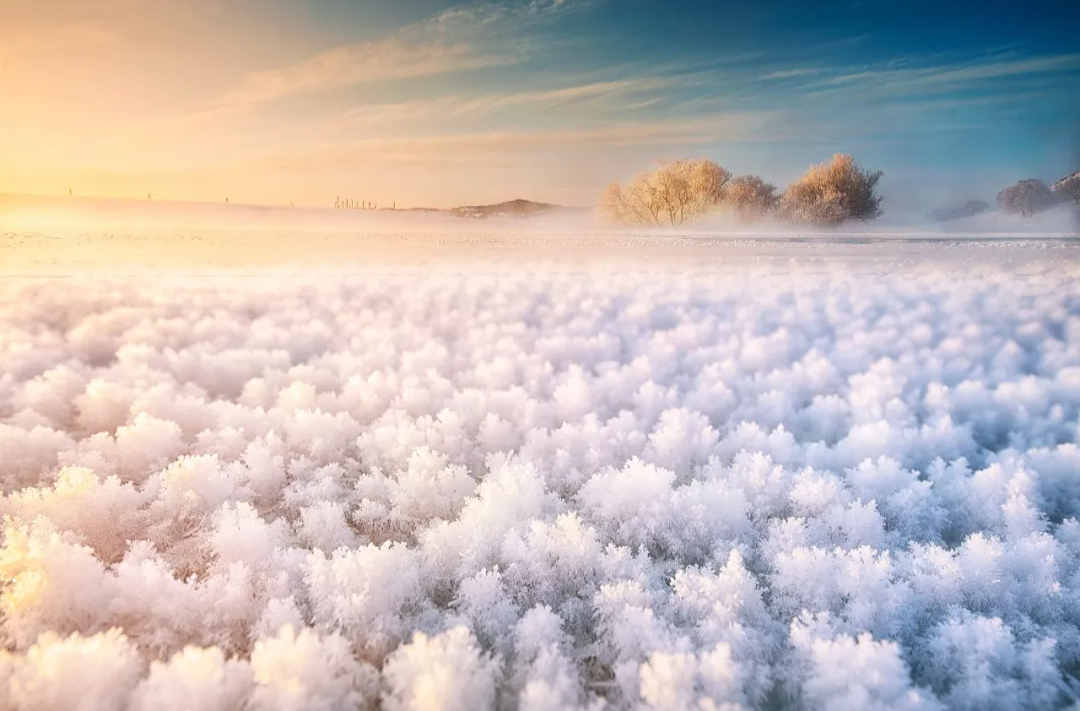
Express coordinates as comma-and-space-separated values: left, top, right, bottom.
2, 0, 1077, 212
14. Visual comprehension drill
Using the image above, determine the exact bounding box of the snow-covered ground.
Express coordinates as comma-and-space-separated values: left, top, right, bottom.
1, 222, 1078, 274
1, 229, 1080, 710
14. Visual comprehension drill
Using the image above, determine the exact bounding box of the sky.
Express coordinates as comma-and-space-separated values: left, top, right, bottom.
1, 0, 1078, 212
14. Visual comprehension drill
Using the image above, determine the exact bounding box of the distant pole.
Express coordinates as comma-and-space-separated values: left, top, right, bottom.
69, 188, 72, 197
226, 197, 229, 204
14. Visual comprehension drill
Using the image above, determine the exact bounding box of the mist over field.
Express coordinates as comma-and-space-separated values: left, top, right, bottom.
1, 220, 1079, 710
2, 191, 1078, 238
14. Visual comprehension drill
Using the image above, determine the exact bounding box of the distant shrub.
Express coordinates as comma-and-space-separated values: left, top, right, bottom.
600, 159, 730, 227
996, 179, 1057, 217
723, 175, 779, 223
928, 200, 990, 223
1051, 172, 1080, 205
780, 154, 884, 227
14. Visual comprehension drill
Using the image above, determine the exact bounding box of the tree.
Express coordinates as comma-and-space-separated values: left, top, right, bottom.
723, 175, 779, 222
600, 159, 731, 227
1051, 172, 1080, 205
780, 154, 884, 226
996, 179, 1057, 217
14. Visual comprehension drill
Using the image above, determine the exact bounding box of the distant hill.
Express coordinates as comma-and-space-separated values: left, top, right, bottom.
448, 199, 588, 220
0, 193, 590, 223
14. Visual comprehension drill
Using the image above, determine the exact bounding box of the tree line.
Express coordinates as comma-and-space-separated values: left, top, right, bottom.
599, 154, 1080, 227
996, 174, 1079, 217
600, 154, 882, 227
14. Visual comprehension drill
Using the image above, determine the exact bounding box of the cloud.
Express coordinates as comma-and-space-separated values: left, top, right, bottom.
250, 110, 787, 170
213, 0, 600, 111
456, 77, 674, 111
760, 68, 823, 80
0, 20, 116, 64
339, 77, 676, 125
219, 38, 501, 108
745, 51, 1080, 140
29, 21, 117, 50
806, 53, 1080, 95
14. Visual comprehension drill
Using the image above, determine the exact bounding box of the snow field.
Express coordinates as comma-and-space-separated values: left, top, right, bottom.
1, 263, 1080, 710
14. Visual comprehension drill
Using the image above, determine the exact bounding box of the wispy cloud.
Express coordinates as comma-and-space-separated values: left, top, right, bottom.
761, 68, 823, 80
812, 34, 875, 52
463, 77, 674, 111
340, 78, 675, 124
805, 53, 1080, 95
219, 39, 501, 108
884, 90, 1056, 113
430, 0, 601, 29
252, 110, 789, 171
212, 0, 600, 112
0, 20, 116, 63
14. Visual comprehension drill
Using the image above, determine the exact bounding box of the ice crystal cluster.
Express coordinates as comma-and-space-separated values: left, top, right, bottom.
1, 263, 1079, 710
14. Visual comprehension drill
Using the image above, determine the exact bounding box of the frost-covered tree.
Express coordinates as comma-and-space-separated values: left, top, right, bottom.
996, 179, 1057, 217
780, 154, 884, 226
723, 175, 780, 222
1050, 171, 1080, 205
600, 159, 730, 227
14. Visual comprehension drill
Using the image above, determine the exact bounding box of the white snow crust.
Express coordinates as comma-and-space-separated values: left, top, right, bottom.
1, 240, 1080, 710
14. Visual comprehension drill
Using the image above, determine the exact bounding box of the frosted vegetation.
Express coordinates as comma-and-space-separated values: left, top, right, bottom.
600, 154, 884, 228
598, 155, 1077, 230
2, 262, 1080, 710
